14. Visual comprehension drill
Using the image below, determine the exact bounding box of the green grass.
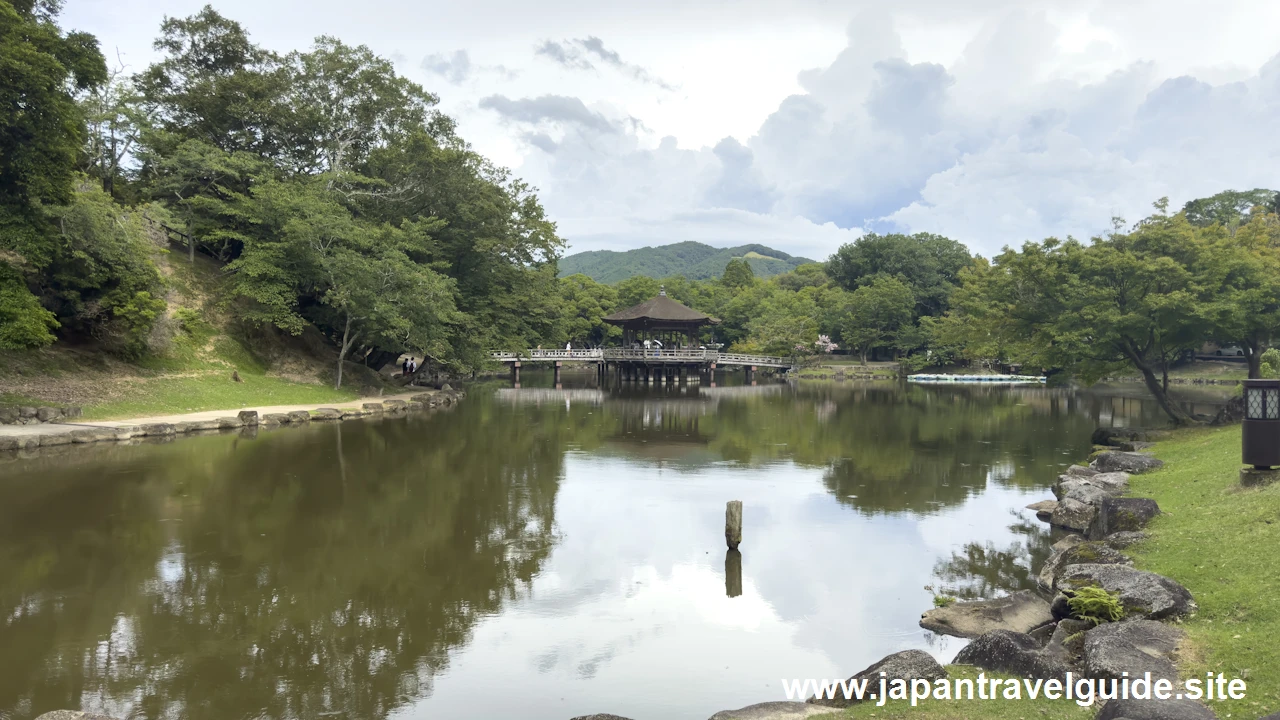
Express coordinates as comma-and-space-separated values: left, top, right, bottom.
1167, 362, 1248, 380
1124, 425, 1280, 718
80, 372, 357, 420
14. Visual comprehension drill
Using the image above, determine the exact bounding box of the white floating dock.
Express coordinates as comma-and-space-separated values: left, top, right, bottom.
908, 373, 1047, 384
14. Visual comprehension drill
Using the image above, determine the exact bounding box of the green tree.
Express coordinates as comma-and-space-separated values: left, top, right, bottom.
1182, 188, 1278, 231
720, 258, 755, 289
962, 211, 1219, 424
614, 275, 662, 309
227, 178, 456, 388
1208, 212, 1280, 378
838, 275, 915, 364
825, 233, 973, 318
0, 0, 107, 344
557, 274, 620, 346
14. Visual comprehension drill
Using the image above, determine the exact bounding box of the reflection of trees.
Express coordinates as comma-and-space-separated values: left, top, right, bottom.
0, 400, 571, 720
931, 513, 1055, 600
597, 383, 1108, 514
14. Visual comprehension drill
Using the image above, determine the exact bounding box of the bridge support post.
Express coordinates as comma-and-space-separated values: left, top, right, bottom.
554, 361, 562, 385
511, 361, 521, 385
745, 365, 755, 383
679, 366, 687, 384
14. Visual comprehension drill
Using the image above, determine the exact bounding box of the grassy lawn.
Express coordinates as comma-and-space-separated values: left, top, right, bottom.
1125, 425, 1279, 718
1167, 361, 1249, 380
79, 372, 357, 420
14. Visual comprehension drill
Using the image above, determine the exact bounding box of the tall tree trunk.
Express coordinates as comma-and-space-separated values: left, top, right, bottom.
1244, 340, 1263, 379
335, 314, 357, 390
1138, 364, 1194, 425
860, 346, 869, 366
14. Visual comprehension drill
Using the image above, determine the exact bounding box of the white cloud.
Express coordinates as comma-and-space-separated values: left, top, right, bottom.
63, 0, 1280, 261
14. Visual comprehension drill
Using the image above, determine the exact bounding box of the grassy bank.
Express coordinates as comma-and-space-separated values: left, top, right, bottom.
816, 424, 1274, 719
0, 252, 382, 421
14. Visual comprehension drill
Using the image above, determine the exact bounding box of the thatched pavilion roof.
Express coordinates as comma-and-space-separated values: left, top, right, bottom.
603, 292, 715, 325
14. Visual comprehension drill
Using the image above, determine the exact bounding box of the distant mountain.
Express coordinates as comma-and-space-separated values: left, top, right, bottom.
557, 241, 816, 283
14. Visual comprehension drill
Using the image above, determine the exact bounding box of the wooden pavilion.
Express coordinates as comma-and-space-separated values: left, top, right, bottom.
603, 288, 717, 347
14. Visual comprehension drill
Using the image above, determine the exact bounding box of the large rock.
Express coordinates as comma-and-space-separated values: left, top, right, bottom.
261, 413, 290, 425
1096, 698, 1217, 720
1103, 530, 1149, 549
1092, 497, 1160, 538
287, 410, 311, 424
0, 406, 18, 424
362, 402, 385, 414
1043, 618, 1093, 663
707, 703, 830, 719
1056, 564, 1195, 620
70, 427, 115, 444
570, 715, 636, 720
953, 630, 1070, 678
36, 406, 61, 422
217, 416, 242, 429
1083, 619, 1183, 682
383, 399, 408, 412
1211, 393, 1245, 426
313, 408, 343, 420
140, 423, 176, 436
238, 410, 259, 426
1092, 451, 1164, 474
807, 649, 946, 708
1026, 499, 1058, 520
1064, 464, 1100, 477
1057, 479, 1113, 507
1038, 541, 1131, 591
1050, 498, 1097, 532
919, 590, 1052, 639
1092, 427, 1150, 446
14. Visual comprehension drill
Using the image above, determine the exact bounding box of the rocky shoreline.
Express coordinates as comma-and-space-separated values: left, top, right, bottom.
0, 388, 464, 459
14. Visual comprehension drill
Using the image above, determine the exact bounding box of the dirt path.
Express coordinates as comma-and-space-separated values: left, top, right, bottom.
0, 391, 430, 439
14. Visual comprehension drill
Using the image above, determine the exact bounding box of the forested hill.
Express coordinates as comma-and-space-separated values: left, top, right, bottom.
558, 242, 814, 283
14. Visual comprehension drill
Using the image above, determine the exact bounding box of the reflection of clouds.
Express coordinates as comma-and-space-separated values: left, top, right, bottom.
422, 455, 1040, 719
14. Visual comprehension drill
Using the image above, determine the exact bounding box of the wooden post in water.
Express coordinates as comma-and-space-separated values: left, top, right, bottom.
725, 500, 743, 550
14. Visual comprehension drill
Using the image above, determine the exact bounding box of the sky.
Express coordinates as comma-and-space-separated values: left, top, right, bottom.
64, 0, 1280, 261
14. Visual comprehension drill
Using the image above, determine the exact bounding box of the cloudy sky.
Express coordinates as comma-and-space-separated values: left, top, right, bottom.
66, 0, 1280, 261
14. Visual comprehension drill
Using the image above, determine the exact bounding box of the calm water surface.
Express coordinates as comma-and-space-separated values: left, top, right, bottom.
0, 377, 1228, 720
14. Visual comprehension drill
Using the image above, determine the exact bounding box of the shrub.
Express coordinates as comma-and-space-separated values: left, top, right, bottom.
933, 595, 957, 608
1066, 586, 1125, 624
0, 266, 59, 349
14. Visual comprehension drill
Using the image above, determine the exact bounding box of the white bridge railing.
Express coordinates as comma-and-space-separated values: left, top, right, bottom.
491, 348, 794, 369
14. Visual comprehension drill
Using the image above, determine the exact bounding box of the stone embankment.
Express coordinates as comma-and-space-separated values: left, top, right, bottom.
0, 389, 464, 457
915, 425, 1212, 719
0, 404, 83, 425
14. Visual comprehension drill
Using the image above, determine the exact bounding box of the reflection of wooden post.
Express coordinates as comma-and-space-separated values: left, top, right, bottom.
725, 549, 742, 598
725, 500, 742, 550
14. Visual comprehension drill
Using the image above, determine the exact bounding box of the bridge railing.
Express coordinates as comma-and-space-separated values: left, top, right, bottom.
489, 348, 796, 369
716, 352, 792, 367
491, 349, 603, 361
601, 348, 712, 361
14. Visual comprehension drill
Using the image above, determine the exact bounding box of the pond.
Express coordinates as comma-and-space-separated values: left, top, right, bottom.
0, 377, 1230, 720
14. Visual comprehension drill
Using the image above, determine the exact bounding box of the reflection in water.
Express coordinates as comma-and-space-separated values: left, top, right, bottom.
725, 550, 743, 599
0, 378, 1227, 720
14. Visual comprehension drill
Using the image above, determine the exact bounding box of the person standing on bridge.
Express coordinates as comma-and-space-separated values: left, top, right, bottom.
566, 341, 571, 351
643, 338, 651, 356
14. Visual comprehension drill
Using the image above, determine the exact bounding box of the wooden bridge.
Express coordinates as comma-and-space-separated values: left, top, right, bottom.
490, 349, 794, 368
490, 348, 795, 384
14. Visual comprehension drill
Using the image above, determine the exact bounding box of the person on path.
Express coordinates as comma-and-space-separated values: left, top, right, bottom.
402, 357, 409, 375
408, 358, 417, 374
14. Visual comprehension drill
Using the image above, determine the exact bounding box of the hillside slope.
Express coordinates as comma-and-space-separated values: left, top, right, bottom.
558, 241, 815, 283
